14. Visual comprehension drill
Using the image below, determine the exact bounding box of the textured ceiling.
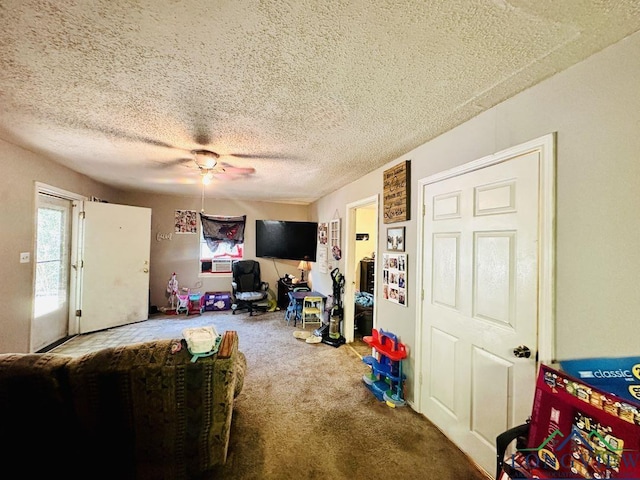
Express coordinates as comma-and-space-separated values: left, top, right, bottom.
1, 1, 639, 204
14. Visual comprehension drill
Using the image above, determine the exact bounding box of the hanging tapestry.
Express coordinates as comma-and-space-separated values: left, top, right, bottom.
200, 213, 246, 250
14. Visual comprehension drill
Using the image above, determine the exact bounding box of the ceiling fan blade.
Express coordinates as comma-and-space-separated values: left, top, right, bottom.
154, 157, 193, 168
226, 153, 288, 160
58, 116, 176, 148
219, 162, 256, 175
212, 172, 251, 181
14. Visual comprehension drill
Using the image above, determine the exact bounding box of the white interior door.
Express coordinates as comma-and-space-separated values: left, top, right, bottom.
32, 194, 72, 351
420, 151, 540, 475
76, 201, 151, 334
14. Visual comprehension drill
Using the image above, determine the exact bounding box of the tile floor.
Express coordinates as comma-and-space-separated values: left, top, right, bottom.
49, 313, 221, 357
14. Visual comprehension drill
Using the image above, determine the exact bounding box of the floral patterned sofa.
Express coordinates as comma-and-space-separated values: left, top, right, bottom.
0, 330, 245, 479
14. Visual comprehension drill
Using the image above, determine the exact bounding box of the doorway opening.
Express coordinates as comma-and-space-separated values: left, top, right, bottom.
344, 195, 379, 356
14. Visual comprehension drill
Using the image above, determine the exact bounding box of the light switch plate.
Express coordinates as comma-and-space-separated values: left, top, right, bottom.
20, 252, 30, 263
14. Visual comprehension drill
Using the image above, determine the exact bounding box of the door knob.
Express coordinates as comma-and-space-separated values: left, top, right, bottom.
513, 345, 531, 358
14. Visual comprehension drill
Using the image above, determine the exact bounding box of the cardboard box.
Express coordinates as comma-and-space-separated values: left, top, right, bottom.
203, 291, 231, 311
560, 356, 640, 404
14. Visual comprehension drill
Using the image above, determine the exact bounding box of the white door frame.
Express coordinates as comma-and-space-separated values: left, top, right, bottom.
344, 195, 379, 343
32, 183, 87, 351
413, 133, 556, 411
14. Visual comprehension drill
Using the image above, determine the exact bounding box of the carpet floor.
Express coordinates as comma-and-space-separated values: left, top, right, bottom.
52, 309, 489, 480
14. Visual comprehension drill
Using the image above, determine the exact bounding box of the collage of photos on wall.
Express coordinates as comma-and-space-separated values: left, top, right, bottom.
382, 253, 407, 307
175, 209, 198, 234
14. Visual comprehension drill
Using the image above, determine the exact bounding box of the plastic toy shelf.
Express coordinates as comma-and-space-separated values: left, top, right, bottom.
362, 374, 394, 402
362, 355, 403, 383
361, 328, 407, 407
362, 329, 407, 362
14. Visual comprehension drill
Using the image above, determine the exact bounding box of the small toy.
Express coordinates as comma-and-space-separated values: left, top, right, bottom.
166, 272, 179, 310
176, 292, 190, 315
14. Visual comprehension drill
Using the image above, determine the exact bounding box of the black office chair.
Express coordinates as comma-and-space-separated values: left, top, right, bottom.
231, 260, 269, 316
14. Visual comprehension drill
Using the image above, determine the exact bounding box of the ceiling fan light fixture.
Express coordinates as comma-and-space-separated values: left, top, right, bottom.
192, 149, 220, 169
201, 170, 214, 185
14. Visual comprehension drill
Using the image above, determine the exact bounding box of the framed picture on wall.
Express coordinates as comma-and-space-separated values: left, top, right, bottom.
330, 218, 341, 260
318, 222, 328, 244
386, 226, 405, 252
382, 253, 407, 307
317, 245, 328, 274
174, 209, 198, 234
383, 160, 410, 223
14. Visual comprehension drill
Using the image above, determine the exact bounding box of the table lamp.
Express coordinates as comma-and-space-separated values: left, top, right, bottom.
297, 260, 311, 282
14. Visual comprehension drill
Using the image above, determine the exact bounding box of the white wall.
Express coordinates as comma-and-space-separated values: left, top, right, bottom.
0, 140, 122, 353
311, 175, 381, 297
311, 32, 640, 402
117, 190, 312, 309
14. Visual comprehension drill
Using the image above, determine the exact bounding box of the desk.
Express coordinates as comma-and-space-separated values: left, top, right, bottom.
289, 291, 326, 327
277, 279, 308, 309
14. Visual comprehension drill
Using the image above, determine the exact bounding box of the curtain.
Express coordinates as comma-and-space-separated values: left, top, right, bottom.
200, 214, 246, 251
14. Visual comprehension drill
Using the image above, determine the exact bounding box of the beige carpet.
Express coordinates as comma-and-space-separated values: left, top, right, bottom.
53, 309, 490, 478
186, 310, 490, 480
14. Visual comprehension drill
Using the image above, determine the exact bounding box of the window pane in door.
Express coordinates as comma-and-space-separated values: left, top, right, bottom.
34, 207, 67, 317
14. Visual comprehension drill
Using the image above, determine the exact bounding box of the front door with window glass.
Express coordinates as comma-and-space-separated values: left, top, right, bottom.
32, 194, 72, 351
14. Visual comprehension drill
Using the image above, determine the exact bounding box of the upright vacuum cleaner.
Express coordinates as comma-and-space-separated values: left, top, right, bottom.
318, 267, 346, 347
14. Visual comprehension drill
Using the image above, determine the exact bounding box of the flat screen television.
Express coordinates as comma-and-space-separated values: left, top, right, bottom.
255, 220, 318, 262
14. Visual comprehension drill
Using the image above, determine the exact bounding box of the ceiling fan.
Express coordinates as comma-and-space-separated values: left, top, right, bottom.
191, 149, 256, 184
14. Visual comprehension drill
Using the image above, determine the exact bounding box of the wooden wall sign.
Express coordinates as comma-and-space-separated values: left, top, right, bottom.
383, 160, 410, 223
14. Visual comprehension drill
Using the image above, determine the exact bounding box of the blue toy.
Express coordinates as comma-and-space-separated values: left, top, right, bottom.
361, 328, 407, 407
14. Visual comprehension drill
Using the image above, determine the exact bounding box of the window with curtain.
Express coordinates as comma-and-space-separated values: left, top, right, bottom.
199, 214, 246, 274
